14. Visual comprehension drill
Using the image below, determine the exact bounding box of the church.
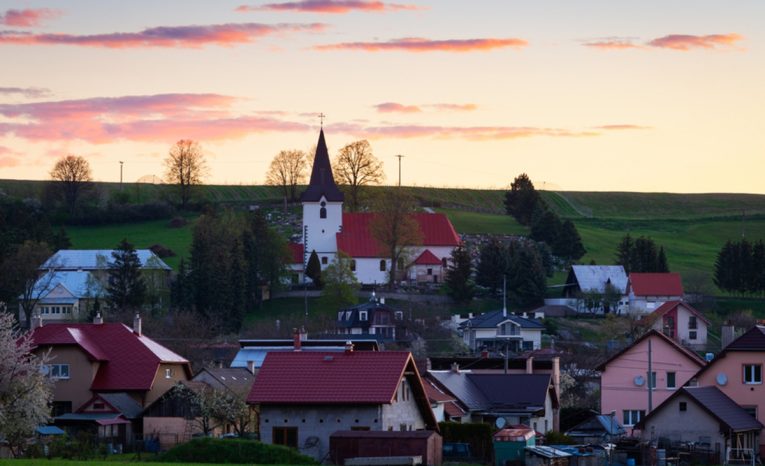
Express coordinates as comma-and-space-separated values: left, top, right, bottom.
288, 129, 461, 286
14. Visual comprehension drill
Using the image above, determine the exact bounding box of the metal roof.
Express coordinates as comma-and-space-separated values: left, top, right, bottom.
42, 249, 171, 271
459, 310, 544, 330
27, 270, 105, 300
569, 265, 628, 293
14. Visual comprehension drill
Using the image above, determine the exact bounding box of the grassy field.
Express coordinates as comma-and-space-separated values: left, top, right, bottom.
437, 208, 527, 235
0, 461, 302, 466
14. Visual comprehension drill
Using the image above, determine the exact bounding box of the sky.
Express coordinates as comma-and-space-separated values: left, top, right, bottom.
0, 0, 763, 192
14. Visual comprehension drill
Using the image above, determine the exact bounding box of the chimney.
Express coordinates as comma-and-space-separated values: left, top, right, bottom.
552, 356, 561, 401
133, 313, 142, 336
451, 362, 460, 373
293, 328, 301, 351
299, 326, 308, 342
345, 341, 354, 354
32, 313, 44, 329
246, 360, 256, 375
721, 322, 736, 349
93, 312, 103, 325
526, 356, 534, 374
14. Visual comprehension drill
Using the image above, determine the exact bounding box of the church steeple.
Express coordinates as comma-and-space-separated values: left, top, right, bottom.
300, 129, 345, 202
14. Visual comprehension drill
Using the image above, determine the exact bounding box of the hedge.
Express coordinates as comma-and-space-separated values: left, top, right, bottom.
158, 437, 317, 464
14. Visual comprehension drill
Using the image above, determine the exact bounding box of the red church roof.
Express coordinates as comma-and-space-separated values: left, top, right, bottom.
650, 300, 710, 325
629, 273, 684, 297
31, 322, 190, 392
248, 350, 413, 405
287, 242, 304, 265
337, 212, 460, 258
414, 249, 443, 266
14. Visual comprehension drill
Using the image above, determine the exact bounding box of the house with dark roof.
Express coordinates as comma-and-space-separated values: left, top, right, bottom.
596, 329, 706, 431
291, 129, 460, 285
457, 309, 545, 353
644, 301, 709, 350
565, 414, 625, 444
693, 325, 765, 457
336, 293, 405, 341
247, 348, 438, 461
29, 314, 192, 442
427, 370, 558, 434
627, 272, 684, 314
636, 386, 762, 463
422, 377, 466, 423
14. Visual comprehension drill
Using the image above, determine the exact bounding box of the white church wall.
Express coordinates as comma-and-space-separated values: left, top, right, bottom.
302, 197, 342, 259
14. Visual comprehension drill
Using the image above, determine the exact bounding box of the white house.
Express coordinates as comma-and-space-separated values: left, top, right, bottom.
645, 300, 709, 350
19, 271, 105, 324
294, 129, 460, 285
457, 309, 545, 353
627, 272, 684, 314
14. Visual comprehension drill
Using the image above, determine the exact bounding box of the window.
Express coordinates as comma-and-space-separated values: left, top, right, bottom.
51, 401, 72, 417
49, 364, 70, 379
272, 427, 298, 448
379, 260, 386, 271
359, 311, 368, 321
648, 371, 657, 390
165, 368, 174, 379
395, 311, 403, 320
689, 316, 697, 329
427, 268, 433, 276
667, 372, 676, 389
350, 260, 356, 272
743, 364, 762, 384
321, 256, 328, 265
623, 410, 645, 426
320, 201, 327, 219
679, 401, 687, 412
689, 331, 697, 340
351, 426, 371, 431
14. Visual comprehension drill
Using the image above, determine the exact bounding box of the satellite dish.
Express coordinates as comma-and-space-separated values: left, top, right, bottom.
634, 375, 645, 386
716, 373, 728, 386
495, 417, 506, 429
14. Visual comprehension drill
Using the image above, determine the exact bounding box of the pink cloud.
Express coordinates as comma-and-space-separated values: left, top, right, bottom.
0, 93, 309, 144
315, 37, 527, 52
583, 39, 639, 50
0, 156, 20, 168
0, 86, 51, 98
0, 22, 325, 48
0, 8, 61, 27
647, 33, 743, 50
374, 102, 421, 113
595, 124, 650, 130
428, 103, 478, 112
237, 1, 421, 14
327, 122, 597, 141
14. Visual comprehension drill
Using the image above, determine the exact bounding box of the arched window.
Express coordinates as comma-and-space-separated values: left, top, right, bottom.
379, 260, 386, 271
320, 201, 327, 219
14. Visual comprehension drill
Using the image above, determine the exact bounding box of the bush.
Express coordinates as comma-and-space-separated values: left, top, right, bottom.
159, 437, 317, 464
544, 431, 576, 445
169, 216, 188, 228
150, 243, 176, 258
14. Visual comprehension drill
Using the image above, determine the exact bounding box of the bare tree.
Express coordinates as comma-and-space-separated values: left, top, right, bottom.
265, 149, 308, 202
164, 140, 208, 208
370, 188, 422, 289
334, 140, 384, 211
0, 241, 54, 326
49, 155, 93, 214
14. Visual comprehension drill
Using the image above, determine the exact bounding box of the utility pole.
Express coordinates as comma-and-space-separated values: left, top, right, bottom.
647, 338, 653, 412
395, 154, 404, 187
119, 161, 124, 190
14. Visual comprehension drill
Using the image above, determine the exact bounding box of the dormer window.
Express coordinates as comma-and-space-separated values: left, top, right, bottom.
320, 201, 327, 219
360, 311, 368, 321
165, 368, 174, 379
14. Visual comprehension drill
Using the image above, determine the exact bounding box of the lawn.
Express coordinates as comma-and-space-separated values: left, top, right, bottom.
437, 208, 527, 235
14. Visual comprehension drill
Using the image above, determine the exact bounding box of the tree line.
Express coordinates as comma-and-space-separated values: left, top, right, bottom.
615, 234, 669, 273
714, 238, 765, 295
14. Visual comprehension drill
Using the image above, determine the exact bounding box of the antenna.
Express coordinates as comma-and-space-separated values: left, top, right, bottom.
502, 275, 507, 317
395, 154, 404, 187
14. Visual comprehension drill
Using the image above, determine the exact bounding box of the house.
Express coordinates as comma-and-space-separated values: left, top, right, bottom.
292, 129, 460, 285
41, 249, 172, 273
693, 325, 765, 457
55, 392, 143, 450
627, 273, 684, 314
336, 294, 405, 341
428, 370, 558, 434
636, 386, 762, 464
563, 265, 628, 313
19, 271, 105, 324
29, 314, 192, 442
247, 348, 438, 461
286, 243, 305, 285
596, 329, 706, 431
565, 414, 625, 444
457, 309, 545, 353
422, 377, 466, 423
644, 301, 709, 350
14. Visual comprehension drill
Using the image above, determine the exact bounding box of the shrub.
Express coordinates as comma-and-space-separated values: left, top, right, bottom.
159, 437, 317, 464
150, 243, 176, 258
544, 431, 576, 445
169, 216, 188, 228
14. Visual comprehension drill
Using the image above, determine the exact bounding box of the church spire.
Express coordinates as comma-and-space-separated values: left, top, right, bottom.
300, 129, 344, 202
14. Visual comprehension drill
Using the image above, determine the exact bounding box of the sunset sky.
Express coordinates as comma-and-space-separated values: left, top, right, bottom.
0, 0, 763, 192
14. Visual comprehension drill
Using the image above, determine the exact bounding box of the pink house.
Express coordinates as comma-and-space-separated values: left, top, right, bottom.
646, 301, 710, 350
693, 325, 765, 457
597, 330, 706, 431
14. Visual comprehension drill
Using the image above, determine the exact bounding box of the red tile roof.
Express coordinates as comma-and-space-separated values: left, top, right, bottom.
287, 242, 304, 265
31, 323, 190, 392
629, 273, 684, 297
443, 400, 467, 418
650, 300, 710, 325
414, 249, 443, 266
248, 351, 413, 404
337, 212, 460, 258
423, 378, 454, 403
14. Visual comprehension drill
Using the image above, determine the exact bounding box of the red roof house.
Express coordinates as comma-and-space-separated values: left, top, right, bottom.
248, 349, 438, 460
627, 273, 685, 314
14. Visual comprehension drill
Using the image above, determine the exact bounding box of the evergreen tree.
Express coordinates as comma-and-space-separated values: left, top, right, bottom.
305, 250, 323, 288
633, 237, 659, 273
615, 234, 634, 273
555, 219, 586, 261
530, 209, 561, 246
657, 247, 669, 273
504, 173, 546, 226
507, 242, 547, 308
713, 240, 737, 292
752, 240, 765, 295
736, 239, 753, 294
171, 258, 194, 311
107, 239, 147, 310
476, 238, 510, 294
445, 244, 474, 303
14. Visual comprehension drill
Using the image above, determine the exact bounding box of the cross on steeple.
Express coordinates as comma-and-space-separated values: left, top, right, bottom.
318, 112, 326, 127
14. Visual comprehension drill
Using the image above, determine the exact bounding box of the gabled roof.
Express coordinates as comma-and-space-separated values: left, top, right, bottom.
26, 271, 105, 300
595, 329, 706, 372
423, 377, 455, 404
636, 386, 763, 432
337, 212, 460, 258
460, 310, 545, 330
428, 371, 555, 413
568, 265, 628, 294
300, 129, 344, 203
566, 415, 626, 436
724, 325, 765, 351
413, 249, 443, 266
231, 338, 380, 369
31, 322, 190, 391
287, 243, 304, 265
650, 301, 710, 325
89, 393, 144, 419
42, 249, 171, 271
628, 273, 683, 297
337, 298, 399, 329
193, 367, 255, 395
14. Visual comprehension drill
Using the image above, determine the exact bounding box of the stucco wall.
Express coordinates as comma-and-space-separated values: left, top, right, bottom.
640, 393, 725, 451
146, 363, 190, 407
381, 379, 427, 431
43, 346, 99, 411
303, 199, 342, 261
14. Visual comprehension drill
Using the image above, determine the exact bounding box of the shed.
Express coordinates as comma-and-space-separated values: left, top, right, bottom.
493, 428, 535, 466
525, 446, 571, 466
329, 430, 442, 466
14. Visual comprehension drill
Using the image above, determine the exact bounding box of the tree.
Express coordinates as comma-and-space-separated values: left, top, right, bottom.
0, 309, 53, 457
657, 246, 669, 273
0, 241, 53, 325
554, 220, 586, 261
305, 250, 322, 288
50, 154, 93, 214
475, 238, 511, 294
445, 245, 474, 303
169, 382, 248, 437
615, 235, 668, 273
107, 239, 147, 311
164, 140, 208, 208
507, 241, 547, 308
334, 140, 384, 211
369, 188, 422, 289
265, 149, 308, 202
615, 234, 634, 274
504, 173, 545, 226
321, 253, 360, 309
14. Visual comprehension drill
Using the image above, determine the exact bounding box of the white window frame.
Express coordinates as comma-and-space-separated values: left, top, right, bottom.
623, 409, 644, 426
49, 364, 70, 379
744, 364, 762, 385
359, 311, 368, 321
